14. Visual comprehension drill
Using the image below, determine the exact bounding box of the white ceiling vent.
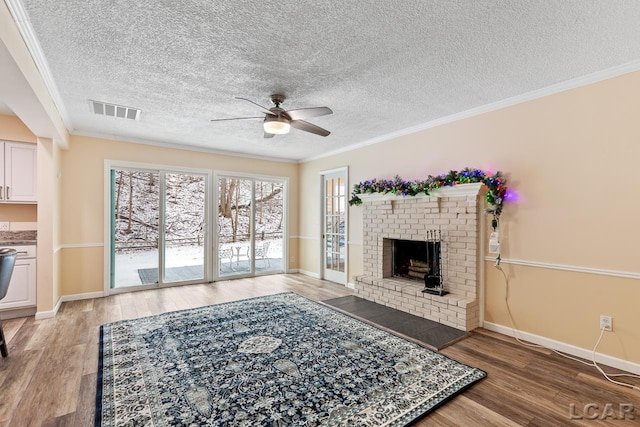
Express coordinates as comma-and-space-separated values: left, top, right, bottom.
89, 100, 141, 120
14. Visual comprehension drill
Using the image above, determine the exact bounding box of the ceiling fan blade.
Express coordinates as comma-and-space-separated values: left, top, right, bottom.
210, 116, 264, 122
285, 106, 333, 121
264, 132, 274, 139
234, 97, 276, 115
290, 120, 331, 137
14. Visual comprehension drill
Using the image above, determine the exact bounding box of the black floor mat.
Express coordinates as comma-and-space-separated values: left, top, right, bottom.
322, 295, 467, 350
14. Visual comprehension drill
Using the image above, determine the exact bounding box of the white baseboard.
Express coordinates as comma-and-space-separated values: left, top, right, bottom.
35, 291, 105, 320
484, 321, 640, 375
35, 297, 62, 320
298, 269, 321, 279
0, 306, 36, 320
61, 291, 106, 302
34, 311, 56, 320
346, 282, 356, 289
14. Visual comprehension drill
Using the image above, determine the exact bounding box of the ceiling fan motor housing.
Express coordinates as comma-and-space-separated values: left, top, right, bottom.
270, 94, 286, 106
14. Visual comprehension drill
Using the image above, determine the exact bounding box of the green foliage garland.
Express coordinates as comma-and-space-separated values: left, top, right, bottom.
348, 167, 507, 219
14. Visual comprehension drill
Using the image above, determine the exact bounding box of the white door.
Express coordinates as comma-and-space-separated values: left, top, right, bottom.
322, 170, 347, 285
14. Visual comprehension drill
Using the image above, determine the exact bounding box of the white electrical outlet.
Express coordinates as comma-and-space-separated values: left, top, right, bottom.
599, 315, 612, 331
488, 231, 500, 254
0, 221, 9, 231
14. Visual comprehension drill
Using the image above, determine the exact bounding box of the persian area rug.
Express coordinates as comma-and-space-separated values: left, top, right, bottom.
96, 293, 486, 426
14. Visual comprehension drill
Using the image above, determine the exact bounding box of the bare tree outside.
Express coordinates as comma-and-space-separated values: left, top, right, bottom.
217, 179, 283, 244
114, 171, 160, 249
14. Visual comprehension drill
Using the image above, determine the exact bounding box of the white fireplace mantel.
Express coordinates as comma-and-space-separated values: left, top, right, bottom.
355, 182, 484, 203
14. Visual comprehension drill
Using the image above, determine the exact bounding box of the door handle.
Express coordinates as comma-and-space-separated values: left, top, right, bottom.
0, 186, 2, 200
5, 186, 8, 200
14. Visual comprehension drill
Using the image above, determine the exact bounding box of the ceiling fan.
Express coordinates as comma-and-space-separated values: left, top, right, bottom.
210, 94, 332, 138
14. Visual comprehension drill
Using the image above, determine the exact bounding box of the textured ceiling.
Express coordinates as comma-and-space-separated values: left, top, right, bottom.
10, 0, 640, 161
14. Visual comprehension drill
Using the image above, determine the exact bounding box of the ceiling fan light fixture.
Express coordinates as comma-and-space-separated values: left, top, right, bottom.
263, 115, 290, 134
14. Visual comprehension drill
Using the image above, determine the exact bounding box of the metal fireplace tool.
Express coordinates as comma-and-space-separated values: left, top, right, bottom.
422, 229, 448, 296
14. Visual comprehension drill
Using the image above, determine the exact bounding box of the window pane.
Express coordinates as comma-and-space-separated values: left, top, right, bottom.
218, 178, 252, 276
163, 173, 206, 283
254, 180, 284, 274
113, 170, 159, 288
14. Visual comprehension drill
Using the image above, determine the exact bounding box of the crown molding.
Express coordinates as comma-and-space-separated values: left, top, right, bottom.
5, 0, 73, 131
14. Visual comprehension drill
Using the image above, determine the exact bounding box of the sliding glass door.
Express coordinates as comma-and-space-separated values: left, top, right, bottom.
217, 176, 285, 278
107, 164, 286, 291
110, 167, 208, 289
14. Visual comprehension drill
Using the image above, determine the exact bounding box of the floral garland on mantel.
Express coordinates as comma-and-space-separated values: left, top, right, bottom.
348, 167, 507, 222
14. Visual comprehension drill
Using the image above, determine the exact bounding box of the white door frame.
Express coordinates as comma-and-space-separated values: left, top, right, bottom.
320, 166, 348, 285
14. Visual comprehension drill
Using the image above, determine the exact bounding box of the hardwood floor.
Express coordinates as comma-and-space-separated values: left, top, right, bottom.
0, 274, 638, 426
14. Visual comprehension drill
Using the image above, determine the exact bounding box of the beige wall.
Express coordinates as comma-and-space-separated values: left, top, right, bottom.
299, 71, 640, 364
60, 135, 299, 295
0, 114, 37, 143
53, 140, 62, 307
36, 138, 56, 311
0, 204, 36, 223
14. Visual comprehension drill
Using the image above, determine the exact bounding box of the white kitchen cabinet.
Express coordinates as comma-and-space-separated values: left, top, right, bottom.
0, 141, 37, 203
0, 245, 36, 310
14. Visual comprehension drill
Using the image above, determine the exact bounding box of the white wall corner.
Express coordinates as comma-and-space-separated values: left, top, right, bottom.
35, 296, 62, 320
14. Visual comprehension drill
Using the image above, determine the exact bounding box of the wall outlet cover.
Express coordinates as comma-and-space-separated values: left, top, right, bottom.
599, 315, 612, 331
488, 231, 500, 254
0, 221, 9, 231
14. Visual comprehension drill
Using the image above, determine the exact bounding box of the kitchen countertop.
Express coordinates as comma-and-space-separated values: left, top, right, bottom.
0, 230, 37, 246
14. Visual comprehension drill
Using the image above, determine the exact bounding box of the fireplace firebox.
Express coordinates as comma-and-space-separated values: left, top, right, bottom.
391, 240, 439, 279
389, 230, 447, 296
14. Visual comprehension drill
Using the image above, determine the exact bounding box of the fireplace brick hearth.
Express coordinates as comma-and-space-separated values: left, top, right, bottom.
354, 183, 486, 331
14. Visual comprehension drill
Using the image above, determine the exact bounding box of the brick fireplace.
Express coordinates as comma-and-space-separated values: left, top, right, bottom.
354, 183, 486, 331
